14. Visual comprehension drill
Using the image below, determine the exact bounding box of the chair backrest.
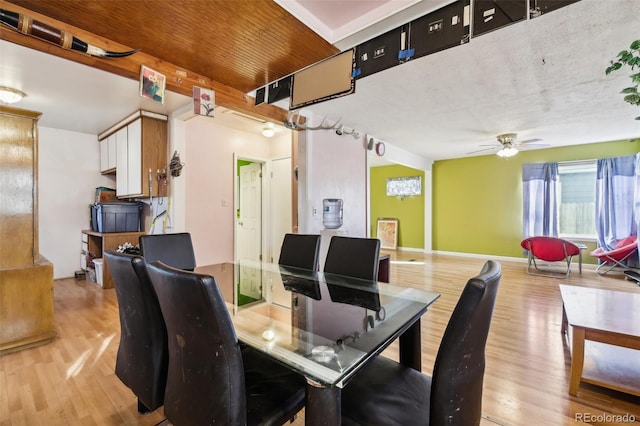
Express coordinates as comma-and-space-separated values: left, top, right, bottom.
278, 233, 321, 270
146, 261, 247, 425
139, 232, 196, 271
103, 250, 168, 412
324, 236, 381, 281
521, 236, 580, 261
430, 260, 501, 426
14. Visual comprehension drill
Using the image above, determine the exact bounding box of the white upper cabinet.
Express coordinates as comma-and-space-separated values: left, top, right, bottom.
99, 133, 117, 173
99, 110, 167, 199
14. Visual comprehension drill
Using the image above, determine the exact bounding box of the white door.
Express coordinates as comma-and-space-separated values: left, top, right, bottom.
238, 161, 262, 299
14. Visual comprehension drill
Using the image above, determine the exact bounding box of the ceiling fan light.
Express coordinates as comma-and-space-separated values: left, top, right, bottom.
497, 147, 518, 158
0, 86, 27, 104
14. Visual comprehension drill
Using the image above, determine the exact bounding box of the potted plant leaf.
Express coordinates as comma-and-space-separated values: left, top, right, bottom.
605, 39, 640, 120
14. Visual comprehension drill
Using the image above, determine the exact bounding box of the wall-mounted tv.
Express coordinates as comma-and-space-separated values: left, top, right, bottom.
290, 49, 355, 110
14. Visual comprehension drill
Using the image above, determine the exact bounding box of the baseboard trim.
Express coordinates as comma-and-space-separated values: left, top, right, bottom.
432, 250, 599, 271
395, 246, 425, 253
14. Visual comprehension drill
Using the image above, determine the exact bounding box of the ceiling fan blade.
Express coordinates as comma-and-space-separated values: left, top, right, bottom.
516, 143, 550, 150
515, 138, 543, 146
466, 147, 497, 154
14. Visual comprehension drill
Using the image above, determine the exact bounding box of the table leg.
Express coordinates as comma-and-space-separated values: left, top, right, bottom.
306, 379, 341, 426
561, 304, 568, 335
399, 320, 422, 371
569, 327, 585, 396
579, 251, 583, 274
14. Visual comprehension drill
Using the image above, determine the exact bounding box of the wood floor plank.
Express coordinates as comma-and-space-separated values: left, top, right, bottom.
0, 252, 638, 425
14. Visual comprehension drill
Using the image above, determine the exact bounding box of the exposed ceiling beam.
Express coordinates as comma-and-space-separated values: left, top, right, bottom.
0, 0, 290, 125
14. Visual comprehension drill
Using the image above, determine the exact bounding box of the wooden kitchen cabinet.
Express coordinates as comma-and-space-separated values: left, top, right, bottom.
98, 110, 167, 198
0, 106, 55, 355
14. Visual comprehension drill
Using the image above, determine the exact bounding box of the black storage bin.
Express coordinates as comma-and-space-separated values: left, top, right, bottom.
91, 202, 142, 233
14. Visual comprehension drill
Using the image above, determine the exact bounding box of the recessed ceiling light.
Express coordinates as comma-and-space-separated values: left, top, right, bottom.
262, 122, 275, 138
0, 86, 27, 104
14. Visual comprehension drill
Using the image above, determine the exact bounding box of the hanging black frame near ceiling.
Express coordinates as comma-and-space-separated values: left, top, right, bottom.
354, 24, 410, 80
409, 0, 470, 60
251, 0, 583, 106
529, 0, 581, 18
472, 0, 528, 37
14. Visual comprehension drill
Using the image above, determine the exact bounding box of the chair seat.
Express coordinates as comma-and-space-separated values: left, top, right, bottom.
242, 347, 306, 426
104, 251, 168, 414
146, 261, 305, 425
342, 356, 431, 426
520, 236, 580, 278
341, 260, 501, 426
590, 235, 638, 274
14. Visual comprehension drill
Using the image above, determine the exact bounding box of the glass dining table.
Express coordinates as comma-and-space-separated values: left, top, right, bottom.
195, 261, 440, 425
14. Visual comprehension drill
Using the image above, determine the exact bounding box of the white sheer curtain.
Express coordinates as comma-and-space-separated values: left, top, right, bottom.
595, 153, 639, 267
522, 163, 559, 238
636, 154, 640, 257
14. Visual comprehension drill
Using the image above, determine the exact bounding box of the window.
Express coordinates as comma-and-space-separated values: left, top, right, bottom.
557, 161, 596, 238
386, 176, 421, 197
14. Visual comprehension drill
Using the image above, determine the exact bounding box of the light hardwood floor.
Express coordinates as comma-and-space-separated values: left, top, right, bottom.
1, 252, 639, 425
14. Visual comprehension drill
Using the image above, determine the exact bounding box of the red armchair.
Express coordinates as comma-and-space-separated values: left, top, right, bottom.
590, 235, 638, 275
521, 236, 581, 278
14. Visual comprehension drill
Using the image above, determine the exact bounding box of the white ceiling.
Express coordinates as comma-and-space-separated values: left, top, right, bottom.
1, 0, 639, 162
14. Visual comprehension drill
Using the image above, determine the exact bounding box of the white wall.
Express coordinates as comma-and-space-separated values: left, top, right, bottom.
37, 113, 291, 278
38, 127, 115, 279
183, 116, 291, 265
298, 127, 367, 237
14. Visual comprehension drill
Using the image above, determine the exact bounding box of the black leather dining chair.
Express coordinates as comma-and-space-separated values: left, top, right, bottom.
278, 233, 321, 270
139, 232, 196, 271
341, 260, 502, 426
103, 250, 168, 414
146, 261, 306, 426
324, 236, 381, 280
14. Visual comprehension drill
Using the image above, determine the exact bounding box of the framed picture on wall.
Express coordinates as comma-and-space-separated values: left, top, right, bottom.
193, 86, 215, 117
377, 218, 398, 250
139, 65, 166, 104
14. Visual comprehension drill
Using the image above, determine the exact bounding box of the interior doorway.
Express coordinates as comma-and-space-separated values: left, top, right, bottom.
236, 158, 263, 300
234, 153, 294, 299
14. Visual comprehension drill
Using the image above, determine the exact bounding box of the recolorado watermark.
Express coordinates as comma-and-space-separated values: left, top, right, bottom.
575, 412, 636, 423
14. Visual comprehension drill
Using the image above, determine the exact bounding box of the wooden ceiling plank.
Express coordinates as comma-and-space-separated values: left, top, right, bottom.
0, 0, 290, 124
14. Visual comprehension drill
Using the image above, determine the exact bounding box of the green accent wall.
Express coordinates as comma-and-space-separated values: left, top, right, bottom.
433, 139, 639, 263
370, 165, 425, 249
237, 160, 252, 218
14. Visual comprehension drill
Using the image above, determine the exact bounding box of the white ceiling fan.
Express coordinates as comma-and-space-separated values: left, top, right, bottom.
468, 133, 549, 157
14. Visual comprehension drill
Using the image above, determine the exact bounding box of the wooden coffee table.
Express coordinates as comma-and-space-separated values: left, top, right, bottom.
560, 285, 640, 396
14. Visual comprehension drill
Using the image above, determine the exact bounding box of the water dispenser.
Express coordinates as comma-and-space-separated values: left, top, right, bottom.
323, 198, 343, 229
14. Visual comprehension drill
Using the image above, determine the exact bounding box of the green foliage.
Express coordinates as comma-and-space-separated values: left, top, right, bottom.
606, 39, 640, 120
